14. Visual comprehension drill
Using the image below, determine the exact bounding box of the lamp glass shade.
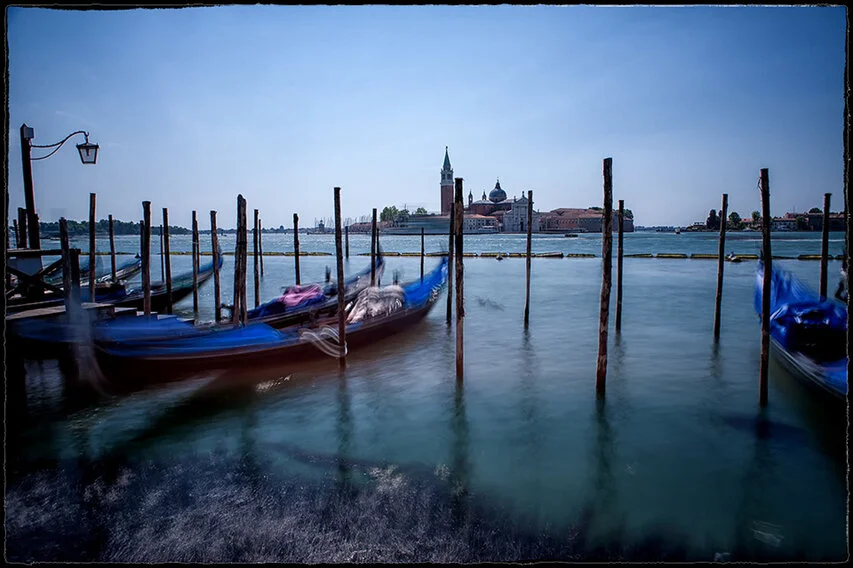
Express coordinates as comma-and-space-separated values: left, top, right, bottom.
77, 142, 99, 164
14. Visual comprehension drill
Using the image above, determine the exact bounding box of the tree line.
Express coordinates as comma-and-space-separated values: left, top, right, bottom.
37, 219, 191, 237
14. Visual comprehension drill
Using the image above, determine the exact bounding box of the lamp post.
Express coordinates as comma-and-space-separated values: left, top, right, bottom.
19, 123, 99, 250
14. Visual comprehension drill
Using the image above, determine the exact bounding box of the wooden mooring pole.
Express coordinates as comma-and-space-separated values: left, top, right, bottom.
59, 217, 72, 308
259, 217, 264, 277
293, 213, 301, 285
162, 208, 173, 315
713, 193, 728, 340
108, 214, 117, 281
142, 202, 152, 316
758, 168, 772, 407
253, 209, 260, 308
69, 247, 81, 309
615, 199, 624, 333
192, 211, 199, 314
371, 208, 377, 286
524, 190, 533, 328
17, 208, 27, 249
820, 193, 831, 299
233, 195, 248, 325
421, 227, 425, 281
13, 219, 20, 250
334, 187, 347, 368
446, 204, 455, 325
210, 210, 221, 322
376, 223, 381, 286
454, 178, 465, 380
88, 193, 96, 303
159, 224, 164, 281
595, 158, 614, 397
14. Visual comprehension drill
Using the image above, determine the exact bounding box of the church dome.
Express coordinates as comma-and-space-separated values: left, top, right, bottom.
489, 179, 507, 203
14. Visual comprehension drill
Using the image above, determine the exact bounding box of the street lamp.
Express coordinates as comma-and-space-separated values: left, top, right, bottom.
19, 123, 100, 250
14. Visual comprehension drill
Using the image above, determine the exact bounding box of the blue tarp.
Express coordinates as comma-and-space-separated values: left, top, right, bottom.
754, 261, 847, 395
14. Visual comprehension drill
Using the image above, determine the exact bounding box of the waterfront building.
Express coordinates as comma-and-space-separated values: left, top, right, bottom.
540, 208, 633, 233
463, 214, 499, 233
771, 218, 797, 231
783, 211, 846, 232
501, 194, 541, 233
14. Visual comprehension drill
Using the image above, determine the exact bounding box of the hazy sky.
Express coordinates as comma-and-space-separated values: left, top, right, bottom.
6, 5, 847, 229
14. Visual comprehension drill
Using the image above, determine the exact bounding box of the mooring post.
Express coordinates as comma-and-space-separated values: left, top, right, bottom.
596, 158, 614, 397
13, 219, 20, 250
69, 247, 82, 309
142, 202, 152, 316
108, 214, 116, 282
376, 222, 381, 286
162, 208, 173, 314
334, 187, 347, 368
159, 225, 164, 281
524, 190, 533, 328
421, 227, 425, 281
88, 193, 96, 303
59, 217, 72, 308
192, 211, 199, 314
615, 199, 624, 333
253, 209, 260, 307
454, 178, 465, 380
820, 193, 831, 299
345, 225, 349, 259
371, 208, 377, 286
293, 213, 301, 285
210, 210, 221, 322
259, 217, 264, 277
446, 204, 455, 325
17, 207, 27, 249
713, 194, 729, 340
759, 168, 772, 407
233, 195, 248, 325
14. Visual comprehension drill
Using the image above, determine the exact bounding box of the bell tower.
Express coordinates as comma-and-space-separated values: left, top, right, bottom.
440, 146, 453, 215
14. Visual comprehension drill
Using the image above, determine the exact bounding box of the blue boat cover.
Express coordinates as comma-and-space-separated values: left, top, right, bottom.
754, 261, 847, 395
402, 257, 448, 308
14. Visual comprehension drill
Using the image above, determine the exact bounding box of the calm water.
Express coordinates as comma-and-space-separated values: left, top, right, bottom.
6, 231, 848, 562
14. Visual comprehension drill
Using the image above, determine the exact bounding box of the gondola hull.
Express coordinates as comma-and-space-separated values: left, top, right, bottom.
93, 258, 447, 390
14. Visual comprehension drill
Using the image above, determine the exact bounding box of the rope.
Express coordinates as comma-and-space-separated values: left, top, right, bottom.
300, 325, 347, 358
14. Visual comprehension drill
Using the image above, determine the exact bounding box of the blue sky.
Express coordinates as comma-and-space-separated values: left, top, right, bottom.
6, 5, 847, 229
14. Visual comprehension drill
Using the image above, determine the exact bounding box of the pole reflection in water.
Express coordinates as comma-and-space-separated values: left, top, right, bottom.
336, 369, 353, 491
519, 328, 542, 460
450, 380, 470, 528
588, 397, 618, 545
239, 404, 262, 505
731, 409, 783, 560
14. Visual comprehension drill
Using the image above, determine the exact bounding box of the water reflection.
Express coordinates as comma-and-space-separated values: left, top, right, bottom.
336, 369, 353, 490
589, 397, 618, 540
518, 328, 541, 455
731, 408, 782, 559
450, 380, 470, 528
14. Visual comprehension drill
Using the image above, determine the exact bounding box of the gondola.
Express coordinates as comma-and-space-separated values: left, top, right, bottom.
44, 255, 143, 286
92, 257, 448, 387
6, 255, 144, 312
754, 261, 847, 402
79, 253, 223, 311
8, 255, 224, 355
241, 254, 385, 329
